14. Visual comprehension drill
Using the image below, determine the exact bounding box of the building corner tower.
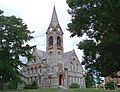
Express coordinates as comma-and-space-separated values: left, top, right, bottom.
46, 6, 64, 87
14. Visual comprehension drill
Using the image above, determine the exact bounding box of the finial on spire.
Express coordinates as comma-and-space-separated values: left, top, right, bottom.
50, 3, 59, 28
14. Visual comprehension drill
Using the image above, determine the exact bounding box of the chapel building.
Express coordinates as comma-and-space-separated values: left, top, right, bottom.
21, 6, 86, 88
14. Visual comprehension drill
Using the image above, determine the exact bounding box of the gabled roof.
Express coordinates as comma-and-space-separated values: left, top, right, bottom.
63, 50, 84, 72
63, 49, 81, 66
32, 49, 80, 65
63, 50, 74, 66
34, 49, 47, 61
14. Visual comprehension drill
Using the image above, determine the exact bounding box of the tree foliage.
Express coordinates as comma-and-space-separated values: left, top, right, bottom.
0, 10, 34, 89
85, 72, 95, 88
67, 0, 120, 77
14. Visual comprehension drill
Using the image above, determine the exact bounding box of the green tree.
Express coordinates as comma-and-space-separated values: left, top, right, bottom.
67, 0, 120, 77
0, 10, 34, 89
85, 72, 95, 88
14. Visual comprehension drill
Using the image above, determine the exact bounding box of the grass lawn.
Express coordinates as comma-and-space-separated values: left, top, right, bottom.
0, 88, 120, 92
70, 88, 120, 92
0, 88, 60, 92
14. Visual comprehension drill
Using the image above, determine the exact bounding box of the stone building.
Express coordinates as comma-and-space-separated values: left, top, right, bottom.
21, 6, 86, 88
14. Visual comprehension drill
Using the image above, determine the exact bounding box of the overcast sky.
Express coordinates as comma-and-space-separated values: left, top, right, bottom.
0, 0, 86, 62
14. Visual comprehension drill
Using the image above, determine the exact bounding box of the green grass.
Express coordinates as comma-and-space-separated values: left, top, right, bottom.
0, 88, 120, 92
70, 88, 120, 92
0, 88, 60, 92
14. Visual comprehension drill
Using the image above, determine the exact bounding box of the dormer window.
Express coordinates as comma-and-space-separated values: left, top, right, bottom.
49, 36, 53, 46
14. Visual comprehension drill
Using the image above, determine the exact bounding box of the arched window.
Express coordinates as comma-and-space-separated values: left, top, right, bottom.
70, 62, 73, 71
57, 36, 61, 46
49, 36, 53, 46
39, 66, 41, 68
76, 63, 79, 72
31, 67, 33, 74
27, 77, 29, 83
71, 77, 73, 83
35, 67, 37, 73
27, 68, 29, 74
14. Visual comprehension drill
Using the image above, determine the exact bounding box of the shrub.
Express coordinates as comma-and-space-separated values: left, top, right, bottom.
105, 80, 116, 90
24, 84, 37, 89
24, 80, 37, 89
6, 81, 19, 89
69, 83, 79, 88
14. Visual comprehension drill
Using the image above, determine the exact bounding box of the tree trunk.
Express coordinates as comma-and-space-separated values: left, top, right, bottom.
0, 81, 4, 90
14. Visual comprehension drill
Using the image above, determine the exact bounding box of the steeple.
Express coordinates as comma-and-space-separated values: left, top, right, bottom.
50, 6, 59, 28
46, 6, 64, 67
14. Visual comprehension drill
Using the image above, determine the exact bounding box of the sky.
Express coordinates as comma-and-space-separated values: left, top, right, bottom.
0, 0, 86, 62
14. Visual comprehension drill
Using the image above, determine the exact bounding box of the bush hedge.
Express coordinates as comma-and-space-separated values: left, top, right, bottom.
105, 80, 116, 90
24, 80, 37, 89
69, 83, 79, 88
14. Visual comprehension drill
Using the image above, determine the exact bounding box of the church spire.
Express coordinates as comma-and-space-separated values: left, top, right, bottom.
50, 6, 59, 27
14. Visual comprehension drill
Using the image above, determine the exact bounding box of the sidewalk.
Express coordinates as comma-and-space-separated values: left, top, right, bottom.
59, 89, 69, 92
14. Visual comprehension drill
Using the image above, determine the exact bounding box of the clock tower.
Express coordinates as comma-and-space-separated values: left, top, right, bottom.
46, 6, 64, 73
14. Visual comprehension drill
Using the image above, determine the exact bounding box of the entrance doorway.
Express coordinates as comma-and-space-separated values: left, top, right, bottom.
59, 74, 63, 85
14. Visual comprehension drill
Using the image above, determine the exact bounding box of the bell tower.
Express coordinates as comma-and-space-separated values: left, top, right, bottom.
46, 6, 64, 68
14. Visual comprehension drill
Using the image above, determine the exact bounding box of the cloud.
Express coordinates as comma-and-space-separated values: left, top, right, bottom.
0, 0, 84, 62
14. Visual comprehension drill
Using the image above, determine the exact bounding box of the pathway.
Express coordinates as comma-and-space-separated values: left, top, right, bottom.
59, 89, 69, 92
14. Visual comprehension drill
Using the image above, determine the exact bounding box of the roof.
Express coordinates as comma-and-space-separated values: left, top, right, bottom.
50, 6, 59, 27
46, 6, 63, 34
35, 49, 47, 61
63, 50, 74, 66
31, 49, 80, 66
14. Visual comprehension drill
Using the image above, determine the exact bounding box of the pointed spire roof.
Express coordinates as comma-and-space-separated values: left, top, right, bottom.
50, 6, 59, 27
46, 6, 63, 34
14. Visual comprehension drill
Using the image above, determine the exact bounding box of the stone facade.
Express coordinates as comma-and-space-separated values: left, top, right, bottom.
21, 6, 86, 88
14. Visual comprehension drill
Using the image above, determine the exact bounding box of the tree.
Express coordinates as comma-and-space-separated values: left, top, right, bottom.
67, 0, 120, 77
0, 10, 34, 89
85, 72, 95, 88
